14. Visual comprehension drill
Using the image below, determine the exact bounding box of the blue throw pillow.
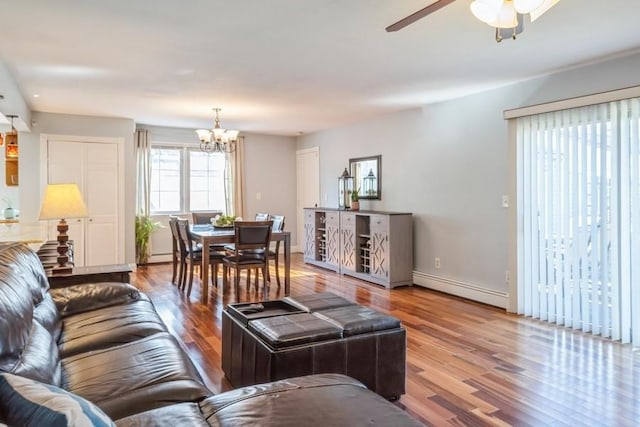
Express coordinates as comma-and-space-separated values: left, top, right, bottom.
0, 373, 115, 427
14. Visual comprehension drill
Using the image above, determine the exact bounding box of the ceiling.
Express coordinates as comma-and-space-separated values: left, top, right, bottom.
0, 0, 639, 136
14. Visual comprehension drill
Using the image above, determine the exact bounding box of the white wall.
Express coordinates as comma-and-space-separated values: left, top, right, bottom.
297, 51, 640, 308
243, 133, 297, 242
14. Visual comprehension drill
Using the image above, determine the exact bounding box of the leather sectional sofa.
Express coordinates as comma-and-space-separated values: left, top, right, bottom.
0, 243, 421, 426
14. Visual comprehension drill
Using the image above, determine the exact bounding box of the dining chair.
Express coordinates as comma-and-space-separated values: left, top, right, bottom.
245, 215, 286, 286
224, 212, 271, 253
268, 215, 286, 286
168, 216, 186, 286
222, 220, 273, 299
225, 212, 273, 286
176, 218, 225, 297
192, 210, 229, 253
192, 211, 224, 225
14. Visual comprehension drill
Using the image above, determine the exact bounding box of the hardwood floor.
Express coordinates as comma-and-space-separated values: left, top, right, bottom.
131, 254, 640, 426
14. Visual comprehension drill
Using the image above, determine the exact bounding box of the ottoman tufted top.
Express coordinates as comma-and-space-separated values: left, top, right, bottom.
248, 313, 342, 349
315, 305, 401, 337
283, 292, 355, 312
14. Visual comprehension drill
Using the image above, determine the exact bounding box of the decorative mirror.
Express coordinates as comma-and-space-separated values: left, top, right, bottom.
349, 155, 381, 200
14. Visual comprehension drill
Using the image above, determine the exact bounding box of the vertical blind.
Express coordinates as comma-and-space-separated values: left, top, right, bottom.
516, 97, 640, 344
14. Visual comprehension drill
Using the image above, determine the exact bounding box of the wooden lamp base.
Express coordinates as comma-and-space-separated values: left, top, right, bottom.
53, 218, 73, 274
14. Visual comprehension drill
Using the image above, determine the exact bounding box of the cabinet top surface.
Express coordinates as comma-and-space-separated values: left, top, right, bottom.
304, 207, 411, 216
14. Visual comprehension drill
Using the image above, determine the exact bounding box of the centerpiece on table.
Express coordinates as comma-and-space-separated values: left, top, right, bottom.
211, 214, 240, 229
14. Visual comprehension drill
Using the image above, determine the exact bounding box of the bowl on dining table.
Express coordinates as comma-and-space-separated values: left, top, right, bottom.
211, 215, 240, 228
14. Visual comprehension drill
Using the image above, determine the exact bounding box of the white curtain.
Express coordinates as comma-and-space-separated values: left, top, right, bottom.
135, 129, 151, 216
516, 97, 640, 344
226, 136, 245, 218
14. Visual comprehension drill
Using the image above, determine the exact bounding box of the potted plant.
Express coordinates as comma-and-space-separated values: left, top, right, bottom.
350, 188, 360, 211
135, 215, 163, 265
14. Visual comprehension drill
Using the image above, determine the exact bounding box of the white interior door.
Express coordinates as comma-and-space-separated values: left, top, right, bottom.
47, 139, 120, 266
47, 140, 86, 266
296, 147, 320, 252
85, 143, 119, 265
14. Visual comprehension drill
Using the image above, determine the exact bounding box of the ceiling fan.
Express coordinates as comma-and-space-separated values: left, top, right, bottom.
386, 0, 560, 42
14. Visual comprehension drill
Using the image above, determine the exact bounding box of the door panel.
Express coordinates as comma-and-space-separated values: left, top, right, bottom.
47, 141, 85, 187
46, 139, 120, 267
86, 221, 118, 265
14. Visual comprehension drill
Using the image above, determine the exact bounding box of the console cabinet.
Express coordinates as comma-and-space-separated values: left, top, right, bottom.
303, 208, 340, 272
304, 208, 413, 288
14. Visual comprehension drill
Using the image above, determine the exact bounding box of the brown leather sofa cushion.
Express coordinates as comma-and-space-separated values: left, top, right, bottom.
0, 243, 49, 305
61, 333, 209, 420
199, 374, 422, 427
50, 282, 141, 317
33, 294, 62, 342
114, 402, 209, 427
57, 295, 167, 358
9, 321, 62, 387
315, 305, 402, 336
248, 313, 341, 348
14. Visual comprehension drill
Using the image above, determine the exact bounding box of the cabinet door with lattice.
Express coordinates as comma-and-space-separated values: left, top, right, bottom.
303, 210, 316, 260
325, 212, 340, 268
370, 215, 390, 280
340, 212, 356, 272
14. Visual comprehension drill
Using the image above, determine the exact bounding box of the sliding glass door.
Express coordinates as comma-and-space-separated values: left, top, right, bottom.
516, 97, 640, 344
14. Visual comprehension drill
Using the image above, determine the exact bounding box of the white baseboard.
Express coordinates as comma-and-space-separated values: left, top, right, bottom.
148, 254, 172, 264
413, 271, 508, 309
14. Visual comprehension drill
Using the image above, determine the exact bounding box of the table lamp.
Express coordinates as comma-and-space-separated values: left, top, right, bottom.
39, 183, 88, 273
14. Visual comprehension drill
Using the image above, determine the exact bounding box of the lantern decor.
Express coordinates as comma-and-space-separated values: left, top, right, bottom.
338, 167, 354, 210
363, 168, 377, 197
5, 115, 18, 158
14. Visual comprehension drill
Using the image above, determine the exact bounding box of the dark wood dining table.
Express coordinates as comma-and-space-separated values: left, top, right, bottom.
190, 225, 291, 304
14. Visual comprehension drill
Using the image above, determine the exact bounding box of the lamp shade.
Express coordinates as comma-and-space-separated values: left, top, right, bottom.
196, 129, 212, 143
39, 183, 88, 220
471, 0, 518, 28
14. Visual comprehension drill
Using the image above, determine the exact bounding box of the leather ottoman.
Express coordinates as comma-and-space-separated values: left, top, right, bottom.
221, 292, 406, 400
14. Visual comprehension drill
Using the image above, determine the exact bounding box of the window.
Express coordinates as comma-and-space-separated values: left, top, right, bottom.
516, 97, 640, 345
150, 146, 228, 214
150, 147, 181, 212
189, 150, 226, 211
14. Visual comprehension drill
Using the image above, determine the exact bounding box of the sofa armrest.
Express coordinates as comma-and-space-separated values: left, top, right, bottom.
50, 282, 141, 316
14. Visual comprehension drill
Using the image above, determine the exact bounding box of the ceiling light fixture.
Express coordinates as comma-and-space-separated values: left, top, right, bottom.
470, 0, 560, 42
195, 108, 239, 154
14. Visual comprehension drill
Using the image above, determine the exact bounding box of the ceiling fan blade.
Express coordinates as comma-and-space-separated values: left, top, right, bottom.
385, 0, 458, 32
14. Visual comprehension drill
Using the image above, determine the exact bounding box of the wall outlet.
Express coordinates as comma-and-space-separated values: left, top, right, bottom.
256, 192, 262, 200
435, 257, 441, 269
505, 270, 510, 284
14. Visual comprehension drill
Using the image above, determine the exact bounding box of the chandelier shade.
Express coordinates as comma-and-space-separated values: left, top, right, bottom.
196, 108, 239, 154
470, 0, 560, 41
470, 0, 518, 28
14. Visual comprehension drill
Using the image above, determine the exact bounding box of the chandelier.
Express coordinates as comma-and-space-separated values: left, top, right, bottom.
470, 0, 560, 42
195, 108, 239, 154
